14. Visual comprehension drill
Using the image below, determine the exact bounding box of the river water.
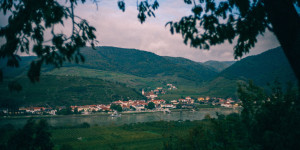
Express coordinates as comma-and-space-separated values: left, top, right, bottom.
0, 108, 239, 128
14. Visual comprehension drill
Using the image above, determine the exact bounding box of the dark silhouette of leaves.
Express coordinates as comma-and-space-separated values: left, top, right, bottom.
0, 0, 98, 83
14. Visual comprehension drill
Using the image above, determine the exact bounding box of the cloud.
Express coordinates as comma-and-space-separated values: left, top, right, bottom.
75, 0, 280, 62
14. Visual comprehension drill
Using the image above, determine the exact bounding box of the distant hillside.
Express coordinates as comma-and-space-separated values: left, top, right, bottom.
73, 46, 218, 82
1, 46, 296, 103
1, 46, 218, 86
163, 56, 218, 81
193, 47, 298, 98
0, 56, 36, 78
0, 75, 145, 106
203, 61, 235, 72
219, 47, 297, 86
197, 77, 244, 98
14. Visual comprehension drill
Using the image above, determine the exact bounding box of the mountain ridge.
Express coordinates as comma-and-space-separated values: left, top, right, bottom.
219, 47, 297, 86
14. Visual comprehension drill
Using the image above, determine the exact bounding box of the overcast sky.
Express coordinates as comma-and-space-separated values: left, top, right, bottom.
0, 0, 281, 62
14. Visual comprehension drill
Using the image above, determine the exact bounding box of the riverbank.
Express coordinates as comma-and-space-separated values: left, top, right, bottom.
0, 107, 240, 119
0, 108, 239, 129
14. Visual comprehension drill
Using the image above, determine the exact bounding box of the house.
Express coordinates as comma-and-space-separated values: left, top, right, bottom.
145, 92, 158, 100
161, 104, 175, 109
112, 100, 123, 105
149, 100, 166, 108
170, 100, 178, 105
98, 104, 111, 112
198, 97, 205, 101
19, 107, 31, 113
45, 109, 57, 115
178, 99, 188, 104
77, 105, 91, 112
185, 97, 194, 104
167, 84, 177, 90
221, 102, 232, 108
154, 89, 160, 94
226, 98, 235, 103
121, 104, 130, 111
32, 107, 45, 112
132, 104, 146, 111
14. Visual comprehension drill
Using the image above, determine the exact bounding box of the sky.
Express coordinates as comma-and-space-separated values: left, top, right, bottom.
0, 0, 281, 62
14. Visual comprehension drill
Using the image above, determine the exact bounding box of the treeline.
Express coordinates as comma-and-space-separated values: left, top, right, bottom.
163, 81, 300, 150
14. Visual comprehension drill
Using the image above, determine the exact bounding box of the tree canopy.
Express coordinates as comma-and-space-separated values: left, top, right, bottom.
6, 119, 54, 150
147, 101, 155, 109
110, 103, 122, 112
0, 0, 98, 82
163, 0, 300, 83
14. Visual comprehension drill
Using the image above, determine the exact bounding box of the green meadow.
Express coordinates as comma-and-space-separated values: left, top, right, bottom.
51, 121, 202, 150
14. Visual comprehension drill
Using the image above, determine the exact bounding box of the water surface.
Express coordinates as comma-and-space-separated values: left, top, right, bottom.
0, 108, 239, 128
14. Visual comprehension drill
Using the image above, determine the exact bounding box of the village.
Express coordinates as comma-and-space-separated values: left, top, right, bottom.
0, 84, 241, 116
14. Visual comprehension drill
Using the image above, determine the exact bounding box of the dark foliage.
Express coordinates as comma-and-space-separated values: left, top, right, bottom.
238, 81, 300, 150
164, 81, 300, 150
147, 102, 155, 110
0, 0, 98, 84
80, 122, 90, 128
118, 0, 159, 23
110, 103, 123, 112
59, 144, 74, 150
56, 106, 73, 115
165, 0, 300, 60
5, 119, 54, 150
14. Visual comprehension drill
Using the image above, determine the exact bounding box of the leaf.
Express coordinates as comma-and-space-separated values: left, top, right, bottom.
184, 0, 192, 5
118, 1, 125, 12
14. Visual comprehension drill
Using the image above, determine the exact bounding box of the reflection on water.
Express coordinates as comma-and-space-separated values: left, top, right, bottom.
0, 109, 239, 128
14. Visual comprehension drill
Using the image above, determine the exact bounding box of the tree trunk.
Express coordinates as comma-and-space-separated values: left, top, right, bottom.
263, 0, 300, 86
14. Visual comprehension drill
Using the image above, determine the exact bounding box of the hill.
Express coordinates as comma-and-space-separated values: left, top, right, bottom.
219, 47, 297, 86
163, 56, 218, 80
0, 75, 145, 106
0, 56, 36, 78
67, 46, 218, 82
203, 60, 236, 72
1, 46, 297, 103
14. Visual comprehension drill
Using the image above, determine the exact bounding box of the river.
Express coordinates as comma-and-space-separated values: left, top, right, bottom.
0, 108, 240, 128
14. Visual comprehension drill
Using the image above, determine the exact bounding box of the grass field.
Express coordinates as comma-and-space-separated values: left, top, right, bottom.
51, 121, 203, 150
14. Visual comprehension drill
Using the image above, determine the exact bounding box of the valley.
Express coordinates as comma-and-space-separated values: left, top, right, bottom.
0, 46, 297, 107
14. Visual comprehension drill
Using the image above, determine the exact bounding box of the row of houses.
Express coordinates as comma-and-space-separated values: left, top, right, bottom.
0, 107, 57, 115
0, 96, 239, 116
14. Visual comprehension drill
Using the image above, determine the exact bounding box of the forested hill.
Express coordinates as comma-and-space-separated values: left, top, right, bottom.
69, 46, 218, 82
0, 56, 36, 78
203, 60, 236, 72
219, 47, 298, 86
162, 56, 219, 81
0, 75, 144, 106
1, 46, 297, 102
